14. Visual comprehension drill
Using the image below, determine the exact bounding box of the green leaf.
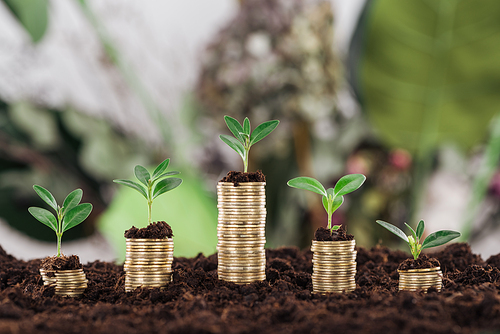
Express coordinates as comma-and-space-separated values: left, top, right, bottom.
287, 177, 327, 196
351, 0, 500, 152
156, 171, 180, 179
224, 115, 245, 143
404, 222, 417, 242
331, 195, 344, 214
243, 117, 251, 136
152, 158, 170, 180
62, 189, 83, 215
219, 134, 246, 161
153, 178, 183, 199
332, 225, 341, 231
416, 220, 425, 239
3, 0, 48, 43
422, 230, 461, 250
33, 185, 58, 212
376, 220, 409, 243
249, 120, 280, 146
28, 207, 57, 232
62, 203, 92, 232
134, 165, 151, 186
113, 179, 148, 199
333, 174, 366, 197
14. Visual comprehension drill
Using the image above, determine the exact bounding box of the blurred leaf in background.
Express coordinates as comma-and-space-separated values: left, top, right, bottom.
350, 0, 500, 153
99, 171, 217, 261
2, 0, 48, 43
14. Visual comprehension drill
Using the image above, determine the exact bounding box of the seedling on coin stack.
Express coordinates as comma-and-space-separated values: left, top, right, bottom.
113, 158, 182, 292
376, 219, 461, 292
29, 185, 92, 297
217, 116, 279, 284
287, 174, 365, 294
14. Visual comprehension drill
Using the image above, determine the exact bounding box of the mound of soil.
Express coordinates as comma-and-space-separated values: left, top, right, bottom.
41, 255, 82, 271
220, 170, 266, 185
124, 221, 173, 239
0, 242, 499, 333
314, 225, 354, 241
398, 254, 441, 270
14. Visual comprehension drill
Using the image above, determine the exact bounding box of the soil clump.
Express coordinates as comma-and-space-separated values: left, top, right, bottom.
40, 255, 82, 271
124, 221, 173, 239
314, 225, 354, 241
398, 254, 440, 270
0, 243, 499, 333
220, 170, 266, 185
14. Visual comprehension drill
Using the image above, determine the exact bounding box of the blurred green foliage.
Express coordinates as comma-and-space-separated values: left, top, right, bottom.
2, 0, 48, 43
352, 0, 500, 153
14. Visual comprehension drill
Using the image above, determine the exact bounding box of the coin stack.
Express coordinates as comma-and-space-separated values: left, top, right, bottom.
40, 269, 87, 297
217, 182, 266, 284
398, 267, 443, 292
311, 240, 357, 294
124, 238, 174, 292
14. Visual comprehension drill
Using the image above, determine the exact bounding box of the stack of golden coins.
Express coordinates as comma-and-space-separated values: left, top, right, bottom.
217, 182, 266, 284
311, 240, 357, 294
398, 267, 442, 292
40, 269, 87, 297
124, 238, 174, 292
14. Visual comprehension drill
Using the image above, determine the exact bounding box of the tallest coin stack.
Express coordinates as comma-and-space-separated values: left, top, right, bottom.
217, 182, 267, 284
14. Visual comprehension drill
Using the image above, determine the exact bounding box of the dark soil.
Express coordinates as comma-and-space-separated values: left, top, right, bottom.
220, 170, 266, 185
398, 254, 441, 270
124, 221, 173, 239
40, 255, 82, 271
314, 225, 354, 241
1, 242, 500, 333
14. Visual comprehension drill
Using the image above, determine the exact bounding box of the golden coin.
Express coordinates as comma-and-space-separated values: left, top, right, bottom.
397, 267, 441, 273
127, 238, 173, 242
218, 226, 266, 231
218, 196, 266, 201
218, 274, 265, 279
399, 276, 442, 283
126, 244, 174, 248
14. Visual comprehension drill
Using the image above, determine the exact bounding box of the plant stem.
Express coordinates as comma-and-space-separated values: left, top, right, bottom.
57, 208, 63, 257
148, 200, 152, 224
244, 140, 250, 173
327, 198, 332, 230
147, 180, 153, 224
57, 233, 62, 257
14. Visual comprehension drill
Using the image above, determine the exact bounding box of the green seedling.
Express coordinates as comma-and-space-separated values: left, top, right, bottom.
287, 174, 366, 233
28, 186, 93, 257
113, 158, 182, 224
376, 219, 461, 260
220, 115, 279, 173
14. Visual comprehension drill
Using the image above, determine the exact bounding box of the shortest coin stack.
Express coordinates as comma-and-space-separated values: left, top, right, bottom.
124, 238, 174, 292
311, 240, 357, 294
398, 267, 442, 292
40, 269, 87, 297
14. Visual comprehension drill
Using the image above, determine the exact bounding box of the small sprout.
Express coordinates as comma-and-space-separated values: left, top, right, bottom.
220, 115, 279, 173
376, 219, 461, 260
287, 174, 366, 233
113, 158, 182, 224
28, 186, 93, 257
